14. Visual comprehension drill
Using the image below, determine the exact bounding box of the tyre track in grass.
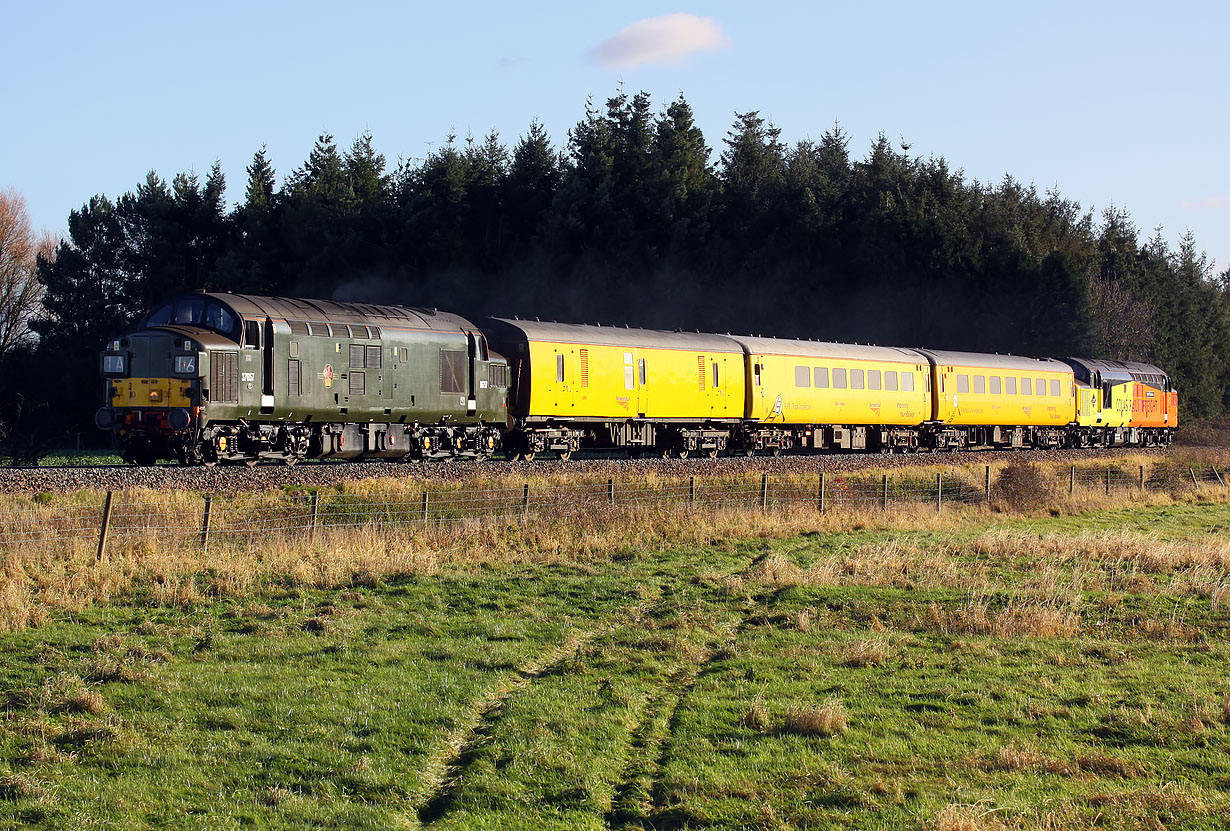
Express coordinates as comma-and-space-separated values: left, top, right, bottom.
414, 602, 648, 828
607, 553, 788, 830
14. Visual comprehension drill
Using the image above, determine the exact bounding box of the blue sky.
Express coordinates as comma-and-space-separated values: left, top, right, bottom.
4, 1, 1227, 271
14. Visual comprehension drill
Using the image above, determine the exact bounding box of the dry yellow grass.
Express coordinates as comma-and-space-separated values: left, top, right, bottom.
1, 456, 1227, 633
781, 699, 848, 737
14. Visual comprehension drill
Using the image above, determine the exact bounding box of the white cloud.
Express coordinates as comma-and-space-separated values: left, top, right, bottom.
1180, 196, 1227, 210
588, 14, 730, 70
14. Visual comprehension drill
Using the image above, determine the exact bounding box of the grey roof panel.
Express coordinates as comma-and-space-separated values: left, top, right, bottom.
485, 319, 743, 352
916, 349, 1073, 373
726, 335, 927, 363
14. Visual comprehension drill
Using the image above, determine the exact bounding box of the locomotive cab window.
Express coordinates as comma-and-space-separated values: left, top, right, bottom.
794, 366, 811, 388
243, 320, 260, 349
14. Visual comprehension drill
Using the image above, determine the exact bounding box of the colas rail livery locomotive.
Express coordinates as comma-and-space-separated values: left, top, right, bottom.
95, 292, 1177, 466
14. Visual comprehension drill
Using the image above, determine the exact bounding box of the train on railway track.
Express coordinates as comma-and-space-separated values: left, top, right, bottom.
94, 293, 1177, 466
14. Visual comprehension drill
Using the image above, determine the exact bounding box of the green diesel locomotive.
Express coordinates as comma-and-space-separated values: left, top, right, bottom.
95, 293, 508, 465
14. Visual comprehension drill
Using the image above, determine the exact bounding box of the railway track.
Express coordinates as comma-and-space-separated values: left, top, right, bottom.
0, 446, 1178, 495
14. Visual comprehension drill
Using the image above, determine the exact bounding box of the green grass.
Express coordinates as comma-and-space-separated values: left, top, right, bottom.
3, 503, 1230, 829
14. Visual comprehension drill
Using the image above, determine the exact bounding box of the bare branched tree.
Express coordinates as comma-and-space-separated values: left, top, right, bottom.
0, 188, 57, 358
1086, 271, 1153, 360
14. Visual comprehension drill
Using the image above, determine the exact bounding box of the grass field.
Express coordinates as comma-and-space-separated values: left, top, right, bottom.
3, 477, 1230, 828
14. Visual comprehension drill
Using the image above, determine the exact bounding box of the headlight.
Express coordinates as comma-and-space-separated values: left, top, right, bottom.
102, 355, 125, 374
174, 355, 197, 374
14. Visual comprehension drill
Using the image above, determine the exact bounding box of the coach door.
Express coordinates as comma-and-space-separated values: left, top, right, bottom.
552, 348, 576, 413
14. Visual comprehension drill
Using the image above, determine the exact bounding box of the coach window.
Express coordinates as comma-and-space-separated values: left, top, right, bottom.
1036, 378, 1047, 397
833, 368, 847, 389
973, 376, 985, 394
957, 374, 969, 394
795, 366, 811, 387
869, 370, 881, 390
903, 372, 915, 392
639, 358, 647, 386
1050, 379, 1061, 397
556, 354, 564, 383
753, 363, 762, 386
814, 367, 829, 388
712, 362, 720, 389
1021, 378, 1031, 395
990, 376, 1002, 395
885, 370, 898, 391
851, 369, 865, 389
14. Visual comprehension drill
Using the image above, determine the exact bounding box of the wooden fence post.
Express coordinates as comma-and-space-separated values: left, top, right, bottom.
200, 494, 213, 552
1106, 467, 1111, 495
421, 491, 430, 523
936, 474, 942, 514
1190, 467, 1199, 487
309, 491, 320, 541
689, 476, 696, 506
1213, 466, 1225, 488
96, 491, 114, 562
607, 478, 615, 506
760, 474, 769, 511
818, 472, 826, 514
521, 484, 530, 521
881, 474, 888, 510
1140, 465, 1146, 491
1069, 466, 1075, 496
985, 465, 991, 501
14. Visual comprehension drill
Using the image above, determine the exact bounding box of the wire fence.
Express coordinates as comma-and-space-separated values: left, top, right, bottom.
1, 464, 1225, 558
